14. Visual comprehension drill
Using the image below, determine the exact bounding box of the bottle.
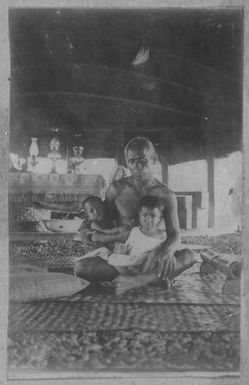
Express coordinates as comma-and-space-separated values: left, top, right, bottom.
200, 248, 241, 279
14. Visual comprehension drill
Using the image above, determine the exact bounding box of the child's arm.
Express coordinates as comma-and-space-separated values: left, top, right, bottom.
91, 228, 130, 244
90, 221, 121, 235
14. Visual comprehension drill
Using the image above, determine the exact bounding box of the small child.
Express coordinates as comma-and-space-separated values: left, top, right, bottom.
76, 195, 166, 275
81, 196, 127, 243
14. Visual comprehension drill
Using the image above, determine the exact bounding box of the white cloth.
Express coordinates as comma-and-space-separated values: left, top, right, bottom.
74, 247, 110, 263
108, 226, 166, 267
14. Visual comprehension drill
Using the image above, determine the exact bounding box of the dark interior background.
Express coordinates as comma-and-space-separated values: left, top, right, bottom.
9, 8, 243, 165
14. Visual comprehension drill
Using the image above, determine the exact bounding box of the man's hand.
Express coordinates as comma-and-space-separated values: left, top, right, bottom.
157, 248, 176, 281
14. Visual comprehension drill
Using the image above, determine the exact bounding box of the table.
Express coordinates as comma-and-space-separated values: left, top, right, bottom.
8, 172, 106, 203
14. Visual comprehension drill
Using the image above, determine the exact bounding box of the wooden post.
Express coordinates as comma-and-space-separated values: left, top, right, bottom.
114, 73, 126, 166
115, 123, 125, 166
65, 139, 69, 173
207, 153, 215, 227
160, 130, 170, 185
204, 111, 216, 228
160, 153, 169, 185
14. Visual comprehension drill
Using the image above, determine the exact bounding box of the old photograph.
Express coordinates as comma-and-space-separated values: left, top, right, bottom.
7, 6, 243, 376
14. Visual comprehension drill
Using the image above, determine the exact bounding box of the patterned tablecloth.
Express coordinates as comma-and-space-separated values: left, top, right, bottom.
9, 172, 106, 202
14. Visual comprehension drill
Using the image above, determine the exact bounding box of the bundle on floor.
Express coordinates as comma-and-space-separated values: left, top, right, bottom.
9, 264, 89, 302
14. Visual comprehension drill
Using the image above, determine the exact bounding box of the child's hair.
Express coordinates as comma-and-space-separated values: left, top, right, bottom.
139, 195, 162, 211
82, 195, 104, 209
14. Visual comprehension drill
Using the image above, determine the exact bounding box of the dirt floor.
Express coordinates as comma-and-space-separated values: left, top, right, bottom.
8, 233, 241, 373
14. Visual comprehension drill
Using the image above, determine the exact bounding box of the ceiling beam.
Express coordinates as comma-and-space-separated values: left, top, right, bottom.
14, 91, 199, 117
13, 63, 240, 109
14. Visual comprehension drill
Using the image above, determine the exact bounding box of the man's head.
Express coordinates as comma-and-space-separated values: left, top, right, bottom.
124, 137, 157, 180
139, 195, 163, 231
82, 196, 105, 223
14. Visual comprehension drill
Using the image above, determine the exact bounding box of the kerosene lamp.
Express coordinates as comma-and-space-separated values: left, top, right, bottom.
29, 137, 39, 168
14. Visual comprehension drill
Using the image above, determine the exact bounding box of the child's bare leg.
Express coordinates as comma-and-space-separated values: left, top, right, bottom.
114, 248, 197, 295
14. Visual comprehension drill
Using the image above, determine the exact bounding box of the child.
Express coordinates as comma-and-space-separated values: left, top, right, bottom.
76, 195, 166, 275
106, 195, 166, 273
81, 196, 129, 244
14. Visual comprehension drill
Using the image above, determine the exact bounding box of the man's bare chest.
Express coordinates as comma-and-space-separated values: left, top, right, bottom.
115, 186, 140, 214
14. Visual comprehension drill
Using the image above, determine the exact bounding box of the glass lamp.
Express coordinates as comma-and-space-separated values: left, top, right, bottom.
29, 137, 39, 168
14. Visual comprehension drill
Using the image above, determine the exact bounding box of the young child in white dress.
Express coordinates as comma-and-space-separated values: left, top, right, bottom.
106, 195, 166, 274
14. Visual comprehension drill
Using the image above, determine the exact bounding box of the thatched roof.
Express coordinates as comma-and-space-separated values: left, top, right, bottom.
9, 8, 243, 164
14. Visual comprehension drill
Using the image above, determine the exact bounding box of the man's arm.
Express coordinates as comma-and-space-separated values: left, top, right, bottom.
163, 192, 181, 251
104, 183, 119, 223
157, 192, 181, 280
91, 181, 129, 243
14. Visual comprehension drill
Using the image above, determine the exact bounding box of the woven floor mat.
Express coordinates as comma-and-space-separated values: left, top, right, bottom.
9, 301, 240, 333
9, 241, 95, 269
10, 254, 77, 270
